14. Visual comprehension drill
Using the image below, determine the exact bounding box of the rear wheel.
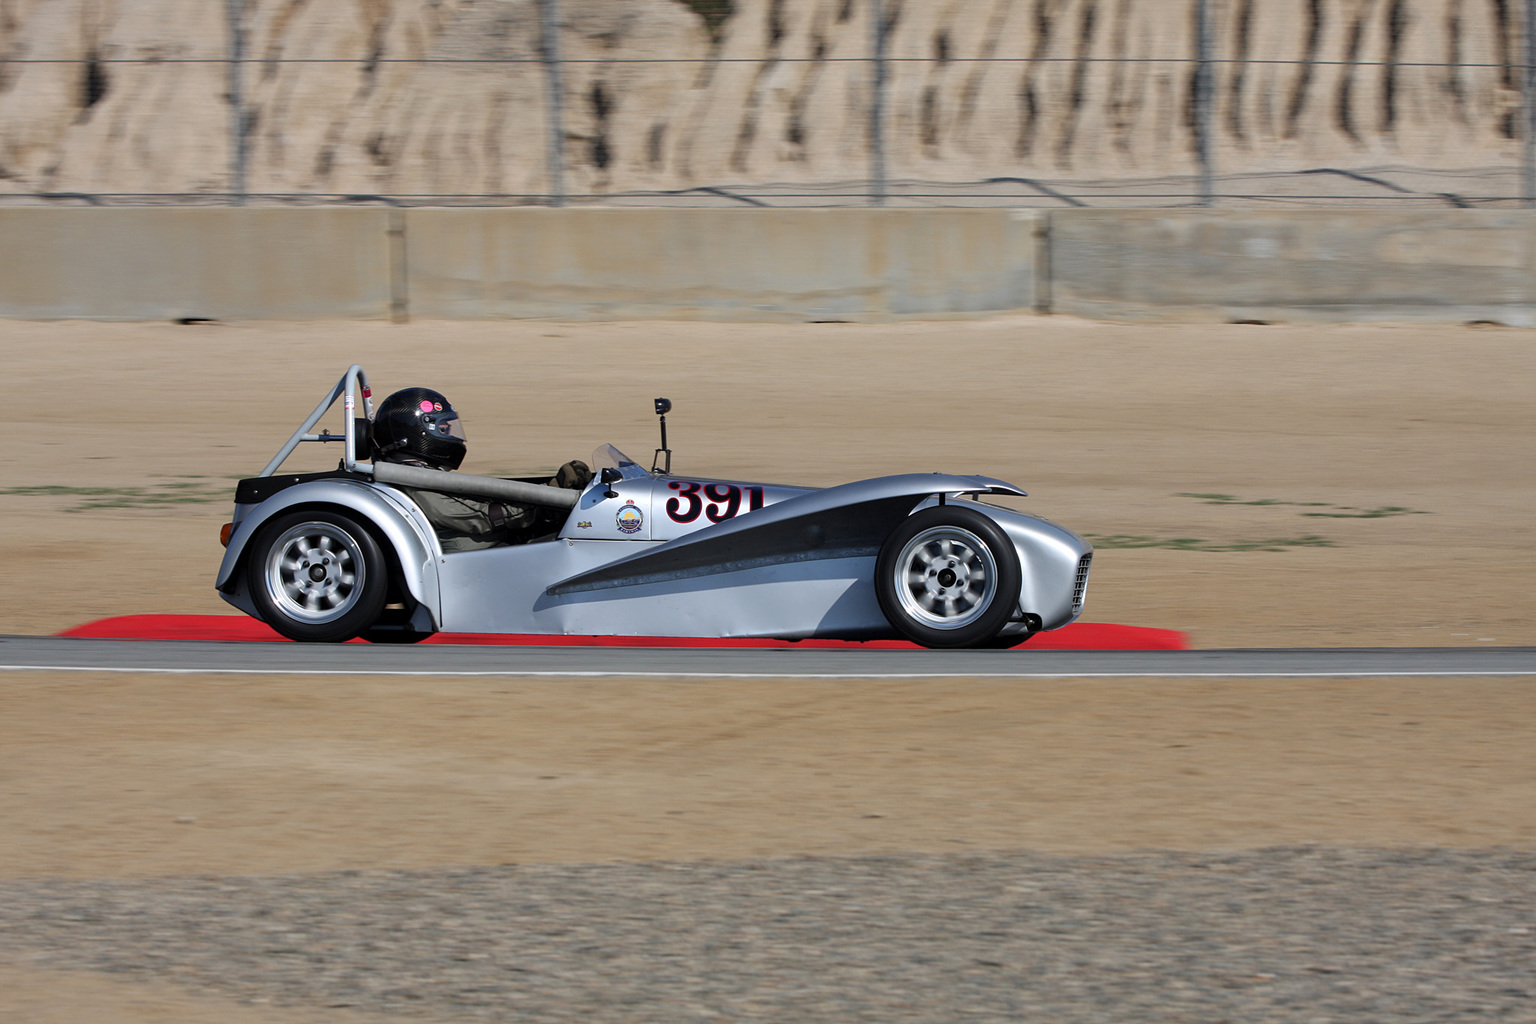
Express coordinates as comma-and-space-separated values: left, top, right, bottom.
875, 506, 1023, 649
249, 511, 389, 643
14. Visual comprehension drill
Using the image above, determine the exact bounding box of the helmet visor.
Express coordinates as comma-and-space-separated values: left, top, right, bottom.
421, 408, 466, 441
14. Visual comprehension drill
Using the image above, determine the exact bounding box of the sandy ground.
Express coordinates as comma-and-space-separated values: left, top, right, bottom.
1, 317, 1533, 1021
4, 671, 1535, 880
0, 961, 363, 1024
3, 668, 1535, 1021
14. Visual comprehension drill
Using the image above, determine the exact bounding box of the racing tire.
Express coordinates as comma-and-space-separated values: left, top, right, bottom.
875, 506, 1023, 649
249, 510, 389, 643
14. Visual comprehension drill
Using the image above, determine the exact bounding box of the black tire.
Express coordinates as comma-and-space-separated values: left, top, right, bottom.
248, 510, 389, 643
875, 506, 1023, 649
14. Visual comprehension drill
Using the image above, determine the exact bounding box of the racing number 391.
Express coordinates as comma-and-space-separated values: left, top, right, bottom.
666, 482, 766, 524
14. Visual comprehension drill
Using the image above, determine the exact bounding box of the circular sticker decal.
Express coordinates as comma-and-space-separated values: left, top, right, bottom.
616, 501, 644, 535
418, 400, 435, 413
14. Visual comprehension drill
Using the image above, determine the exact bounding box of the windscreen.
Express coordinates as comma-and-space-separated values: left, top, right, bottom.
591, 444, 648, 479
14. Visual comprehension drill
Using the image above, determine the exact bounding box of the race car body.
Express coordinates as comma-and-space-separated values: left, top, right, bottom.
215, 367, 1092, 648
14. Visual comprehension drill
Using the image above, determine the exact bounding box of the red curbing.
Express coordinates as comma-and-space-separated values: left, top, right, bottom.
57, 614, 1189, 650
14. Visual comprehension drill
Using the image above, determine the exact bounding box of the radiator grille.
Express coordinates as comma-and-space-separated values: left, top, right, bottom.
1072, 554, 1093, 613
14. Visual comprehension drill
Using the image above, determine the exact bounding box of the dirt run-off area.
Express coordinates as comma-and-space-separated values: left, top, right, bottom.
0, 317, 1533, 1023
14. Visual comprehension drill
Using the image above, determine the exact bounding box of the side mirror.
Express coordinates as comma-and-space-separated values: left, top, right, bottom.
600, 466, 621, 498
654, 397, 672, 416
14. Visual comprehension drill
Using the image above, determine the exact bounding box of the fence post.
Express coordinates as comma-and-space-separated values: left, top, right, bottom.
1525, 0, 1535, 206
1194, 0, 1214, 206
226, 0, 246, 205
869, 0, 887, 207
540, 0, 566, 208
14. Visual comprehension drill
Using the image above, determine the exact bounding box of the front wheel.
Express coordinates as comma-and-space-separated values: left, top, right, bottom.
875, 506, 1023, 649
249, 511, 389, 643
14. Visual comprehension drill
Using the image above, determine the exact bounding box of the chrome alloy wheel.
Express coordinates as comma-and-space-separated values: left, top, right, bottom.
263, 521, 367, 624
892, 525, 999, 630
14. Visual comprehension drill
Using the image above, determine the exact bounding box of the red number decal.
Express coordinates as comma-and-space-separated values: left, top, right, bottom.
668, 482, 767, 524
666, 481, 703, 523
705, 484, 742, 523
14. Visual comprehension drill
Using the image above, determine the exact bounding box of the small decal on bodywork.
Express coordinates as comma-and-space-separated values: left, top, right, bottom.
616, 502, 644, 534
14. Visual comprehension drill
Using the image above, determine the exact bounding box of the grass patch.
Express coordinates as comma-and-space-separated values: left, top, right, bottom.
1086, 534, 1337, 553
1300, 506, 1431, 519
1, 478, 231, 512
1177, 493, 1430, 518
1177, 493, 1330, 507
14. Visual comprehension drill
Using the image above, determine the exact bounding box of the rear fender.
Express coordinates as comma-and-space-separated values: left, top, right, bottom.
215, 479, 441, 628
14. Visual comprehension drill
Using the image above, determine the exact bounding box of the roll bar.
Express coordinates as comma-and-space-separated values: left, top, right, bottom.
260, 364, 374, 478
257, 365, 578, 511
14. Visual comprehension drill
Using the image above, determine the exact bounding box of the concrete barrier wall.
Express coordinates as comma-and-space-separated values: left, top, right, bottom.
1, 207, 1534, 324
1048, 210, 1536, 325
402, 209, 1039, 321
0, 208, 394, 320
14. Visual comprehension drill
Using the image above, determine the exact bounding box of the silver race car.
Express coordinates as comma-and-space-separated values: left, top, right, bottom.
215, 366, 1092, 648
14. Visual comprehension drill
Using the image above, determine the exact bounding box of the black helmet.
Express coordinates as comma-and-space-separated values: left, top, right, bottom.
371, 388, 467, 470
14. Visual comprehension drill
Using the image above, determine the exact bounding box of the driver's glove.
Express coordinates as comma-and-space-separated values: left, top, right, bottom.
551, 460, 593, 490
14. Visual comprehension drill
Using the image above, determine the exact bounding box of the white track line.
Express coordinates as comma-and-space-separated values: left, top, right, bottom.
2, 664, 1533, 679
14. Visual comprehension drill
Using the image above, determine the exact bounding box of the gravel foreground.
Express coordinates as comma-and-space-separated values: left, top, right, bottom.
2, 848, 1533, 1023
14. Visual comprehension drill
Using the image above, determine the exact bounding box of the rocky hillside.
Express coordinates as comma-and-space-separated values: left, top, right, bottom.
0, 0, 1523, 199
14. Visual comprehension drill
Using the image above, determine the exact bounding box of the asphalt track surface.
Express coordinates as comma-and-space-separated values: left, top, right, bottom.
2, 636, 1534, 677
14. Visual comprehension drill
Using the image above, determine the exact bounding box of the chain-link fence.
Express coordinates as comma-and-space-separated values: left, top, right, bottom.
4, 0, 1536, 208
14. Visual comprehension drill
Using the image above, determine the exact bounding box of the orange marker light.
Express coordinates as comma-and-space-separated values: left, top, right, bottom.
220, 522, 235, 547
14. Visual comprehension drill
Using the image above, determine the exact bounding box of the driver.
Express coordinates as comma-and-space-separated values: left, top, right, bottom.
370, 387, 591, 553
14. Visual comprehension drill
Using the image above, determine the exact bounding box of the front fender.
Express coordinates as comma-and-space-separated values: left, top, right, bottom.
910, 496, 1091, 631
994, 512, 1092, 631
215, 479, 441, 627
